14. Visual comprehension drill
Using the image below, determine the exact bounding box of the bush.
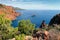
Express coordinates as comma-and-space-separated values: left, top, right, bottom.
18, 20, 35, 35
0, 15, 19, 40
15, 34, 25, 40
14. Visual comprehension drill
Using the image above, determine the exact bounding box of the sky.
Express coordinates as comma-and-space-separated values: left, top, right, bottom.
0, 0, 60, 10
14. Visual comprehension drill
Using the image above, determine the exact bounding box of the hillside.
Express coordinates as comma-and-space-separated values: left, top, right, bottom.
0, 4, 20, 20
14, 7, 24, 10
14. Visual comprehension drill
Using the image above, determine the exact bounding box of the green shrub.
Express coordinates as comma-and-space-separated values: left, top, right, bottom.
18, 20, 35, 35
0, 15, 19, 40
15, 34, 25, 40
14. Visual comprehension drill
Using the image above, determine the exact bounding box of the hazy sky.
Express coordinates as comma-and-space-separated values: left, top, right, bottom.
0, 0, 60, 10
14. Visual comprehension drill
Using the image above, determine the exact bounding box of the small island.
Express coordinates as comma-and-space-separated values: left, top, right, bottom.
31, 14, 36, 17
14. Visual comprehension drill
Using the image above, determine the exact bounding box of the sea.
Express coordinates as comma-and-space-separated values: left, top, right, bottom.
12, 10, 60, 28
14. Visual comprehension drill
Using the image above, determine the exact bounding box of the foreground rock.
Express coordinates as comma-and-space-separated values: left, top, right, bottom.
8, 38, 15, 40
48, 29, 60, 40
32, 28, 60, 40
32, 30, 49, 40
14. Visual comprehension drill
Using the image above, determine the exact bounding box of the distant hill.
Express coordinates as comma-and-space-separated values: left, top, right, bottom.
0, 4, 20, 20
14, 7, 24, 10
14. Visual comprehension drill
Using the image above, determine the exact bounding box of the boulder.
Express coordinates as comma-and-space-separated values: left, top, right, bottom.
48, 29, 60, 40
32, 30, 50, 40
25, 36, 32, 40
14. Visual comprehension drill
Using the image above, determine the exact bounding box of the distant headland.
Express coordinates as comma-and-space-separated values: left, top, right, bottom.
0, 4, 20, 20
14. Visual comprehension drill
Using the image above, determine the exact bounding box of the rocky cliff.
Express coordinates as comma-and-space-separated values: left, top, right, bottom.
49, 14, 60, 25
0, 4, 20, 20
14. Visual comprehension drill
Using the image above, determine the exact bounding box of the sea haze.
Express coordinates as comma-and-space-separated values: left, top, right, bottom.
12, 10, 60, 28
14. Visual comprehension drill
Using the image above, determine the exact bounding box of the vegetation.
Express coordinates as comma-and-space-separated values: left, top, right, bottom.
0, 4, 36, 40
18, 20, 35, 35
0, 14, 35, 40
0, 4, 60, 40
0, 15, 16, 40
15, 34, 25, 40
0, 14, 60, 40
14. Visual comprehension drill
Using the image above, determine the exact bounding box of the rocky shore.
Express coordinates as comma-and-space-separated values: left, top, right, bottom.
0, 4, 20, 20
25, 14, 60, 40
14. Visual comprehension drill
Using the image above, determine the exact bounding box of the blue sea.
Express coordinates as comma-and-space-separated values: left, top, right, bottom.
12, 10, 60, 27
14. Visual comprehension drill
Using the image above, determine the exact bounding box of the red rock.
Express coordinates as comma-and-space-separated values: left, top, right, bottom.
0, 4, 20, 20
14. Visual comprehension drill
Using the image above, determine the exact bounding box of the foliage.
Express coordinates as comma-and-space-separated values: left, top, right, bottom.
0, 15, 18, 40
0, 15, 35, 40
18, 20, 35, 35
15, 34, 25, 40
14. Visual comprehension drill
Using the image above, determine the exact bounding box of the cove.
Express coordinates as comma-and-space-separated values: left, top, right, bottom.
12, 10, 60, 27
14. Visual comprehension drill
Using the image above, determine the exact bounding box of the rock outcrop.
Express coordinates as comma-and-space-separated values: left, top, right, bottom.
0, 4, 20, 20
32, 30, 50, 40
48, 29, 60, 40
32, 29, 60, 40
49, 14, 60, 25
